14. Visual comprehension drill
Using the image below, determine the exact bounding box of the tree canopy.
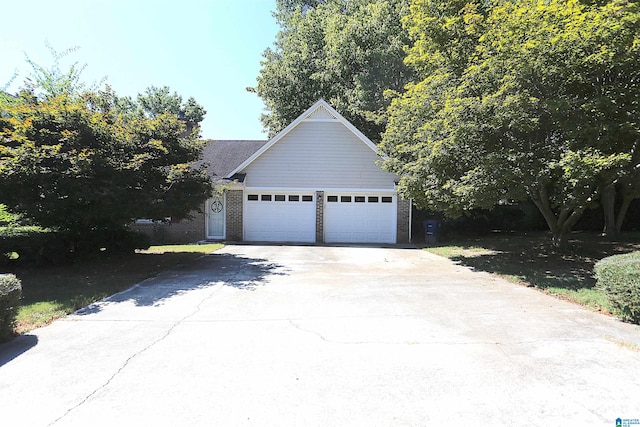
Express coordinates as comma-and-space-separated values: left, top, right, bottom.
0, 49, 212, 245
251, 0, 413, 142
381, 0, 640, 246
0, 92, 212, 237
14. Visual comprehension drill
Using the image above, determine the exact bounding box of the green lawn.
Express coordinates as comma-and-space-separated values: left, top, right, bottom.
7, 243, 223, 333
423, 232, 640, 314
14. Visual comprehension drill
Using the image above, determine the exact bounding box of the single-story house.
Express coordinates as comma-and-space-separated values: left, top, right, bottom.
134, 99, 411, 244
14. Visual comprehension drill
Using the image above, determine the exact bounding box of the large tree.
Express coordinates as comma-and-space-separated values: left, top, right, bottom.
0, 95, 211, 235
381, 0, 640, 247
0, 92, 212, 238
251, 0, 413, 141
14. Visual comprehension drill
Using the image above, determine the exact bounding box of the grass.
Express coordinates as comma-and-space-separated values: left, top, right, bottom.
139, 244, 222, 254
5, 243, 223, 334
423, 231, 640, 315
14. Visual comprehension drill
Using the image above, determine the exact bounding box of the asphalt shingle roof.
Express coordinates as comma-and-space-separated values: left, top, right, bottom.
199, 139, 267, 180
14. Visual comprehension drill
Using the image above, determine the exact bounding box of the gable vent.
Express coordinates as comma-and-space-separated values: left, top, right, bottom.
305, 105, 337, 120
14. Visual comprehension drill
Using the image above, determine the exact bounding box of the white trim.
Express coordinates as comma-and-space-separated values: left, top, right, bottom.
244, 186, 396, 193
304, 118, 339, 122
226, 99, 386, 178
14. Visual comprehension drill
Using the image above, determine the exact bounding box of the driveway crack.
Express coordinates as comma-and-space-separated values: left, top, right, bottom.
48, 282, 225, 426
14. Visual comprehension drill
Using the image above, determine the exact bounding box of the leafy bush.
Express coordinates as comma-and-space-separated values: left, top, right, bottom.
595, 252, 640, 324
0, 226, 63, 264
0, 226, 151, 265
74, 228, 151, 254
0, 274, 21, 341
0, 204, 21, 227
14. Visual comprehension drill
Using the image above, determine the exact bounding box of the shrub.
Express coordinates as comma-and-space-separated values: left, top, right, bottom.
72, 228, 151, 254
0, 274, 21, 341
0, 226, 151, 264
595, 252, 640, 324
0, 226, 72, 264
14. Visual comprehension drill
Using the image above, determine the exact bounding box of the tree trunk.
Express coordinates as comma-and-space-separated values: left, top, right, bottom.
552, 230, 568, 249
615, 195, 634, 234
529, 186, 557, 233
601, 182, 617, 236
529, 185, 589, 249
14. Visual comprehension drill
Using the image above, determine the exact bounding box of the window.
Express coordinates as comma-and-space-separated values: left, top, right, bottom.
355, 196, 365, 203
275, 194, 285, 201
368, 196, 379, 203
288, 195, 300, 202
327, 196, 338, 202
134, 219, 153, 225
382, 196, 392, 203
302, 195, 313, 202
248, 194, 258, 201
261, 194, 272, 201
341, 196, 352, 202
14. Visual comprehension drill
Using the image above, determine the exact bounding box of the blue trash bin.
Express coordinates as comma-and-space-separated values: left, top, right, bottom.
423, 219, 440, 244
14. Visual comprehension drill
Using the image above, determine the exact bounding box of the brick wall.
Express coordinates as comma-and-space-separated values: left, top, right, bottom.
130, 206, 206, 245
397, 196, 411, 243
315, 191, 324, 243
226, 190, 243, 241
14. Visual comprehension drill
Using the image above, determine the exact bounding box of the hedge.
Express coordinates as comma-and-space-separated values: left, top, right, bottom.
0, 226, 61, 264
0, 226, 151, 264
0, 273, 21, 342
595, 251, 640, 324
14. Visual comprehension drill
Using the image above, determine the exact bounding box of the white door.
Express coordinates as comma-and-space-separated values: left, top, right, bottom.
207, 196, 226, 239
324, 193, 396, 243
244, 192, 316, 242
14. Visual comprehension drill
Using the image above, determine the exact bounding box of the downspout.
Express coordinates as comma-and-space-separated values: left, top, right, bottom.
409, 199, 413, 243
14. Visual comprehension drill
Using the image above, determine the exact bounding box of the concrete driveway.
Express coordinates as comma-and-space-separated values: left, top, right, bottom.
1, 245, 640, 426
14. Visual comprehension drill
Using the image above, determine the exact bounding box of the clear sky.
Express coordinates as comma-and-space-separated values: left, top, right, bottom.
0, 0, 279, 140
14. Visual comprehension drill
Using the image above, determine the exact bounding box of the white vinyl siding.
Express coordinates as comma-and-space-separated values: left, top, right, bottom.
241, 121, 397, 190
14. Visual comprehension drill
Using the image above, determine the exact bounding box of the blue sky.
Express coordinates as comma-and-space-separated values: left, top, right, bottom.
0, 0, 279, 140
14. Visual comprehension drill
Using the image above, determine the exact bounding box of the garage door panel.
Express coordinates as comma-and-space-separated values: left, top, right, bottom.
325, 193, 396, 243
244, 193, 316, 242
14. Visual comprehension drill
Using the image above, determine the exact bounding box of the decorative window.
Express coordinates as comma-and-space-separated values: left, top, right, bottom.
248, 194, 258, 201
261, 194, 272, 201
288, 195, 300, 202
134, 219, 153, 225
327, 196, 338, 202
355, 196, 365, 203
368, 196, 379, 203
382, 196, 393, 203
275, 194, 286, 201
341, 196, 352, 202
302, 195, 313, 202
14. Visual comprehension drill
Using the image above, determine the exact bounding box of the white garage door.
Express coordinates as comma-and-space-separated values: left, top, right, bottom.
324, 193, 397, 243
244, 192, 316, 242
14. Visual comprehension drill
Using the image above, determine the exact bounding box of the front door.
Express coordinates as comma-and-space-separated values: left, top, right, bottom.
207, 195, 226, 239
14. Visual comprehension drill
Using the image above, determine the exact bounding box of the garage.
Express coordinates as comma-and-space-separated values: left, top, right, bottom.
244, 192, 316, 242
324, 193, 397, 243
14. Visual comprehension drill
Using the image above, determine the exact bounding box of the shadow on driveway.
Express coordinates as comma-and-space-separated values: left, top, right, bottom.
74, 252, 288, 315
0, 335, 38, 367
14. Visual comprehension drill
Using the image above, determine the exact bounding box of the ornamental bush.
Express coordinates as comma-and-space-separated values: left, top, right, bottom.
0, 274, 21, 341
0, 226, 151, 264
595, 252, 640, 324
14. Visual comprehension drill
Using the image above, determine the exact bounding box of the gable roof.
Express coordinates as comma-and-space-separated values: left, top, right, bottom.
199, 140, 267, 179
226, 99, 382, 179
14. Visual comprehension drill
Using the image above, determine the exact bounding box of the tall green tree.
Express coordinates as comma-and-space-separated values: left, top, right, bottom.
0, 92, 212, 238
381, 0, 640, 247
22, 43, 99, 101
0, 49, 212, 246
251, 0, 413, 141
